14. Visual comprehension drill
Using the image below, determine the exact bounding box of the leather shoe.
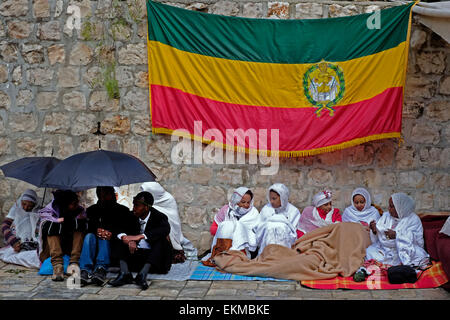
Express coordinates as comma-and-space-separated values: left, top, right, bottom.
108, 272, 133, 287
134, 273, 149, 290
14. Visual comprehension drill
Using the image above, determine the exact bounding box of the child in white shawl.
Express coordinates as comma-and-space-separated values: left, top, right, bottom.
255, 183, 300, 256
140, 182, 198, 262
202, 187, 259, 266
366, 193, 430, 268
342, 188, 381, 226
0, 189, 41, 268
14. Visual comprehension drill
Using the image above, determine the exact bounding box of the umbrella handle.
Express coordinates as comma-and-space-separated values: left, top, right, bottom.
41, 188, 47, 208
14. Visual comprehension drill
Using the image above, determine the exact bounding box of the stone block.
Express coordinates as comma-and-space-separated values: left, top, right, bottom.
179, 166, 213, 185
440, 76, 450, 95
62, 91, 86, 111
210, 1, 240, 16
242, 3, 263, 18
122, 89, 148, 111
33, 0, 50, 18
101, 114, 131, 135
7, 21, 33, 39
426, 100, 450, 122
38, 21, 61, 41
69, 43, 93, 65
0, 65, 7, 83
36, 91, 58, 110
0, 0, 28, 17
89, 91, 120, 111
57, 66, 80, 88
71, 113, 96, 136
0, 42, 19, 62
27, 68, 54, 86
295, 3, 323, 19
118, 43, 147, 65
21, 44, 44, 64
131, 114, 151, 136
47, 44, 65, 65
416, 51, 446, 74
410, 123, 440, 145
0, 91, 10, 109
307, 168, 334, 186
346, 144, 375, 167
268, 2, 290, 19
16, 90, 33, 106
42, 112, 71, 133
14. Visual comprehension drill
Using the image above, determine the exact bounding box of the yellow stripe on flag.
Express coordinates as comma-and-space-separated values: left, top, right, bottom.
148, 40, 407, 109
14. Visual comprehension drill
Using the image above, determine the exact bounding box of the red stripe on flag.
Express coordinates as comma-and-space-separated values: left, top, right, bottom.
151, 85, 403, 153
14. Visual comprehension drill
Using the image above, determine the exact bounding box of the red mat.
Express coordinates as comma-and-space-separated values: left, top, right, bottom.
301, 260, 448, 290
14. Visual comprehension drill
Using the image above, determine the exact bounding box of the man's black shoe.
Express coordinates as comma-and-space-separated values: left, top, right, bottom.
134, 273, 149, 290
80, 269, 92, 287
92, 267, 107, 286
108, 272, 133, 287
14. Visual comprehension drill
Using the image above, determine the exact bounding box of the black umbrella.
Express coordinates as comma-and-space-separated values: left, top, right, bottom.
0, 156, 61, 187
41, 150, 156, 191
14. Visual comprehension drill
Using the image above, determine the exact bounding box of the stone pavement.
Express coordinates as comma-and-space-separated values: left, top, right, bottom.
0, 261, 449, 301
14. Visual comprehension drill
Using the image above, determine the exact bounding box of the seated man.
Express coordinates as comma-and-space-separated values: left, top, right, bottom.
109, 191, 172, 290
79, 186, 132, 286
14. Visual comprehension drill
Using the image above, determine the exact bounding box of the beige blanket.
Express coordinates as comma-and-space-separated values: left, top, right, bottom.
213, 222, 371, 281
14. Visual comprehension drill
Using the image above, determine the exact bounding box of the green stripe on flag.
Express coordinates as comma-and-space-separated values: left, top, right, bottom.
147, 0, 413, 64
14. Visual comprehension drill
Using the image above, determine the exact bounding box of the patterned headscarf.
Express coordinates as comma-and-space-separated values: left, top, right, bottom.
312, 190, 332, 208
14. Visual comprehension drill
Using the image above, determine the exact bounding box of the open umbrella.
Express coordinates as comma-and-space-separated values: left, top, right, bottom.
0, 156, 61, 187
41, 150, 157, 191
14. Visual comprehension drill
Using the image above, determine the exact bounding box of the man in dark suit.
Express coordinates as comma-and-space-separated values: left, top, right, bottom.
109, 191, 172, 290
79, 186, 132, 286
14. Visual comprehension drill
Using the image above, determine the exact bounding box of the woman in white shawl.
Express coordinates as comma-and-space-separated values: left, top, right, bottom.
255, 183, 301, 256
0, 189, 41, 268
342, 188, 381, 226
140, 182, 197, 262
366, 193, 430, 268
202, 187, 259, 267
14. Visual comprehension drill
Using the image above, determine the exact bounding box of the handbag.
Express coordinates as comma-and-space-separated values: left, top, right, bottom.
387, 265, 418, 284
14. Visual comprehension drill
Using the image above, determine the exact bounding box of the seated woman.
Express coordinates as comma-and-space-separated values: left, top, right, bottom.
38, 190, 87, 281
366, 193, 429, 268
297, 190, 341, 238
342, 187, 382, 226
202, 187, 259, 267
140, 182, 197, 263
0, 189, 41, 268
255, 183, 300, 256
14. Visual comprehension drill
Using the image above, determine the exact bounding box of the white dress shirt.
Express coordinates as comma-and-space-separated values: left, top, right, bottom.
117, 212, 151, 249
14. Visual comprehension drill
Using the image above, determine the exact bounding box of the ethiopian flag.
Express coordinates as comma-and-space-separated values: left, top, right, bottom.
147, 1, 416, 157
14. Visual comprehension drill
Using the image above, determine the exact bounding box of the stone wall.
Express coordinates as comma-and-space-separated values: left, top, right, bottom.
0, 0, 448, 251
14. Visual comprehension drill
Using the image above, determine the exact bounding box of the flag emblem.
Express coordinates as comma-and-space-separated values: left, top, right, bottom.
303, 60, 345, 117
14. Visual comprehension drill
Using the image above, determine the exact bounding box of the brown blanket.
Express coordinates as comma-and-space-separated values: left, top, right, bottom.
212, 222, 371, 281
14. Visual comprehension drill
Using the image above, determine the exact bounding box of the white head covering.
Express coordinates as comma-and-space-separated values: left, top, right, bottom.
140, 182, 183, 250
228, 186, 254, 219
267, 183, 290, 215
21, 189, 38, 204
342, 187, 380, 224
391, 193, 415, 219
6, 189, 39, 242
312, 190, 332, 208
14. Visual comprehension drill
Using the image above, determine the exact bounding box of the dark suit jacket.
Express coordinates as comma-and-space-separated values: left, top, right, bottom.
116, 207, 173, 273
127, 207, 171, 246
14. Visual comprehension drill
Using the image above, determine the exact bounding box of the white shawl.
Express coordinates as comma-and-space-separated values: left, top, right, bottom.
140, 182, 184, 251
342, 187, 381, 224
6, 189, 39, 242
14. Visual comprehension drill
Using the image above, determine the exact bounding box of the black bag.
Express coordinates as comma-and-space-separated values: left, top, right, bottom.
387, 265, 417, 284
